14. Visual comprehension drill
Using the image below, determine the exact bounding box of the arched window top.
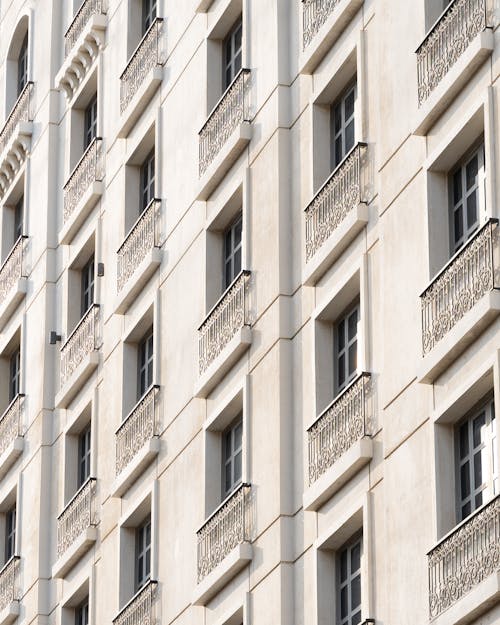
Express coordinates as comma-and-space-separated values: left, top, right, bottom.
5, 14, 30, 113
17, 33, 28, 96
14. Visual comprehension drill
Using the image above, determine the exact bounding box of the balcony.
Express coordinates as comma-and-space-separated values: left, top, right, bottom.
304, 143, 369, 285
114, 199, 162, 314
418, 219, 500, 383
428, 496, 500, 625
52, 477, 97, 578
55, 304, 101, 408
0, 236, 28, 330
193, 483, 252, 606
60, 137, 104, 245
303, 373, 372, 511
414, 0, 493, 135
195, 271, 252, 398
197, 69, 252, 201
113, 580, 157, 625
0, 83, 33, 200
112, 386, 160, 497
0, 556, 20, 625
0, 395, 24, 481
300, 0, 364, 73
117, 18, 165, 137
56, 0, 107, 102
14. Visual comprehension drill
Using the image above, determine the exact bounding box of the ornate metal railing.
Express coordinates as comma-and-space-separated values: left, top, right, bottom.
60, 304, 100, 387
116, 385, 159, 476
63, 137, 104, 224
197, 483, 251, 582
0, 556, 20, 611
120, 17, 164, 114
0, 394, 24, 458
421, 219, 499, 355
308, 372, 371, 485
57, 477, 97, 559
0, 82, 33, 157
0, 236, 27, 302
113, 580, 158, 625
198, 270, 251, 375
302, 0, 342, 49
428, 495, 500, 617
305, 142, 367, 262
417, 0, 488, 106
199, 68, 251, 176
65, 0, 107, 57
117, 198, 161, 292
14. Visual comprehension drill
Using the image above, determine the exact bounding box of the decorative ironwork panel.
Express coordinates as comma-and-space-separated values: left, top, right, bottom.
428, 495, 500, 617
0, 394, 23, 458
65, 0, 107, 57
57, 478, 97, 558
0, 236, 26, 301
197, 484, 251, 582
63, 137, 104, 224
120, 18, 164, 114
199, 69, 251, 176
307, 373, 371, 485
305, 143, 366, 262
302, 0, 342, 49
113, 580, 157, 625
60, 304, 100, 387
417, 0, 487, 105
0, 82, 33, 157
0, 556, 20, 611
115, 386, 159, 475
421, 219, 499, 355
117, 199, 161, 292
198, 271, 250, 375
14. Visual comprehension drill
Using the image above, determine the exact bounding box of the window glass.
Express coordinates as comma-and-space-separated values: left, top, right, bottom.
9, 349, 21, 402
140, 151, 155, 213
222, 416, 243, 499
84, 95, 98, 150
135, 517, 151, 590
142, 0, 157, 34
14, 198, 23, 243
338, 535, 362, 625
4, 507, 16, 562
330, 83, 357, 170
81, 256, 95, 317
78, 426, 91, 488
223, 18, 242, 90
335, 305, 359, 394
17, 33, 28, 96
138, 331, 154, 399
75, 599, 89, 625
223, 214, 243, 290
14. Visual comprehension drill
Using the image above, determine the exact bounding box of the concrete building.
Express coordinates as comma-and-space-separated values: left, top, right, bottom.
0, 0, 499, 624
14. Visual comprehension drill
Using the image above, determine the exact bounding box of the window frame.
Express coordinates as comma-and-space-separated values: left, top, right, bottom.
4, 506, 16, 563
334, 303, 360, 396
78, 425, 92, 489
221, 414, 243, 500
336, 532, 362, 625
17, 32, 28, 97
142, 0, 157, 35
222, 17, 243, 91
84, 95, 98, 151
222, 212, 243, 292
137, 330, 154, 400
135, 516, 152, 592
330, 82, 357, 170
74, 598, 89, 625
80, 255, 95, 318
140, 150, 155, 214
9, 348, 21, 402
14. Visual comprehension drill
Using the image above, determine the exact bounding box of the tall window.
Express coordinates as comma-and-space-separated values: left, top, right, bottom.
337, 535, 362, 625
456, 400, 497, 521
335, 305, 359, 394
135, 517, 151, 590
9, 349, 20, 402
75, 599, 89, 625
14, 198, 23, 243
223, 18, 242, 90
222, 416, 243, 499
223, 214, 242, 290
4, 507, 16, 562
140, 151, 155, 213
17, 33, 28, 96
138, 331, 154, 399
142, 0, 157, 34
81, 256, 95, 317
78, 426, 91, 488
84, 95, 98, 150
331, 84, 356, 169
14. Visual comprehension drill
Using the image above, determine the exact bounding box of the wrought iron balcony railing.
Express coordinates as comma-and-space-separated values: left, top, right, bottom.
0, 394, 24, 458
417, 0, 488, 106
428, 495, 500, 617
57, 477, 97, 559
0, 236, 27, 302
421, 218, 499, 355
120, 17, 164, 114
116, 385, 159, 476
0, 556, 20, 611
0, 82, 33, 158
305, 142, 367, 262
63, 137, 104, 224
199, 68, 251, 176
302, 0, 342, 49
113, 580, 158, 625
65, 0, 107, 57
60, 304, 100, 387
198, 270, 251, 375
197, 483, 251, 582
308, 372, 371, 485
117, 198, 161, 292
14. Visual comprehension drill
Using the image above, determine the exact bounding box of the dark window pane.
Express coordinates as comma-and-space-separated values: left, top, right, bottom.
234, 450, 242, 483
352, 610, 362, 625
348, 310, 358, 340
473, 451, 483, 489
348, 342, 357, 377
234, 248, 242, 277
461, 501, 471, 519
466, 193, 477, 232
454, 206, 463, 245
340, 549, 348, 581
473, 412, 485, 447
345, 120, 355, 154
475, 491, 483, 509
235, 421, 243, 448
460, 462, 470, 499
338, 320, 345, 350
234, 52, 242, 75
225, 462, 232, 492
338, 355, 346, 389
459, 422, 469, 459
351, 542, 361, 572
453, 170, 462, 204
334, 104, 342, 133
465, 155, 478, 191
351, 574, 361, 610
340, 586, 348, 618
345, 89, 355, 120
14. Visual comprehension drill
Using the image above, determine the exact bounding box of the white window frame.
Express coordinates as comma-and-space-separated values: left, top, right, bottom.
337, 533, 362, 625
140, 150, 155, 213
84, 95, 98, 151
222, 213, 243, 291
9, 348, 20, 403
135, 516, 152, 591
80, 255, 95, 318
223, 17, 242, 90
137, 330, 154, 400
78, 425, 92, 489
222, 415, 243, 499
142, 0, 157, 34
331, 83, 357, 170
334, 303, 359, 396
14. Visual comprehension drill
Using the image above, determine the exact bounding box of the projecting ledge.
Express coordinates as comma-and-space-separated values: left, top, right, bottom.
55, 351, 99, 409
52, 527, 97, 579
0, 600, 19, 625
111, 437, 160, 498
59, 181, 103, 246
0, 278, 27, 331
0, 438, 23, 481
114, 247, 162, 315
117, 66, 163, 138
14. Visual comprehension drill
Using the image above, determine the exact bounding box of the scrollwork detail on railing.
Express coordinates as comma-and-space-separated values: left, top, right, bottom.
112, 580, 157, 625
0, 82, 33, 158
60, 304, 100, 387
57, 478, 97, 558
63, 137, 104, 224
0, 236, 27, 301
302, 0, 342, 49
0, 395, 24, 458
65, 0, 107, 57
0, 557, 20, 611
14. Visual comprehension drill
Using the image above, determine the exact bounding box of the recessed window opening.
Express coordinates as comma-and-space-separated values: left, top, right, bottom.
78, 425, 91, 488
84, 95, 98, 150
223, 213, 243, 291
81, 255, 95, 317
222, 416, 243, 499
140, 151, 155, 213
223, 18, 242, 90
75, 599, 89, 625
335, 304, 359, 395
138, 331, 154, 399
337, 534, 362, 625
17, 33, 28, 96
135, 516, 151, 591
331, 83, 357, 170
142, 0, 157, 34
4, 507, 16, 562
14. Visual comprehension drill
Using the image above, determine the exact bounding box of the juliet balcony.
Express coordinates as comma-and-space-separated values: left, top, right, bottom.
197, 69, 252, 201
0, 236, 28, 330
56, 0, 107, 102
304, 143, 368, 285
303, 372, 373, 511
55, 304, 101, 409
112, 385, 160, 498
414, 0, 493, 135
193, 483, 252, 606
117, 17, 165, 137
428, 495, 500, 625
418, 219, 500, 383
52, 477, 97, 578
0, 394, 24, 481
115, 198, 162, 314
0, 82, 33, 201
0, 556, 20, 625
113, 580, 158, 625
60, 137, 104, 245
195, 270, 252, 398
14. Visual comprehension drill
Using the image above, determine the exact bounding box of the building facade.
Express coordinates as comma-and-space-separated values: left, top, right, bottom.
0, 0, 499, 624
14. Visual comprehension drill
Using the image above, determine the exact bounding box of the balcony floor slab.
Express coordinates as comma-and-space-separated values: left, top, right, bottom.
52, 526, 97, 579
55, 351, 99, 409
114, 247, 162, 315
59, 181, 103, 245
111, 437, 160, 498
0, 278, 27, 331
117, 66, 163, 138
0, 437, 23, 481
0, 601, 19, 625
